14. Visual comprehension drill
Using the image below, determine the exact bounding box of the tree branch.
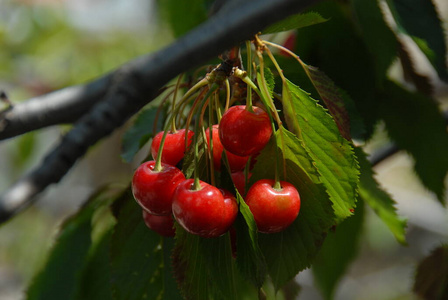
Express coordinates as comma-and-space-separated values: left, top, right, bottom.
0, 75, 113, 140
0, 0, 321, 224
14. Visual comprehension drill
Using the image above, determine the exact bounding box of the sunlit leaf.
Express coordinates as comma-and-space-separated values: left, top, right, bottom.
312, 201, 364, 300
250, 128, 335, 290
282, 79, 359, 223
380, 80, 448, 204
263, 12, 328, 34
355, 147, 407, 244
293, 1, 380, 139
302, 64, 351, 140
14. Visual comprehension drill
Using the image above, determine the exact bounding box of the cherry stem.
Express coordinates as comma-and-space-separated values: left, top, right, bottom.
170, 74, 184, 132
273, 180, 282, 191
154, 77, 209, 171
255, 48, 283, 187
192, 84, 219, 190
207, 97, 216, 186
224, 79, 231, 113
262, 46, 289, 180
245, 40, 253, 112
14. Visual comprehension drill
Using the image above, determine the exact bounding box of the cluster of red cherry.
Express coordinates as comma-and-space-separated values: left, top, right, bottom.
132, 101, 301, 238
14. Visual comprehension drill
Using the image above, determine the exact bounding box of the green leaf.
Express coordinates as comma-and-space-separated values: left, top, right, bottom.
26, 200, 95, 300
282, 79, 359, 223
312, 200, 364, 300
158, 0, 208, 38
172, 226, 238, 300
235, 193, 267, 288
387, 0, 448, 81
293, 1, 380, 138
355, 147, 407, 244
120, 105, 162, 163
121, 104, 164, 163
301, 64, 351, 140
110, 194, 165, 300
161, 238, 183, 300
75, 230, 113, 300
257, 67, 275, 99
250, 128, 335, 290
263, 12, 328, 34
380, 80, 448, 204
351, 0, 397, 82
413, 245, 448, 299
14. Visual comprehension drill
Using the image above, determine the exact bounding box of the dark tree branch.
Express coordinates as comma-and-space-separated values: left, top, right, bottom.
0, 0, 321, 224
0, 75, 113, 140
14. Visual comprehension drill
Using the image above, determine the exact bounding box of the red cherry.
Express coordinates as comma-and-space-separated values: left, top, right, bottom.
142, 210, 175, 237
150, 129, 194, 166
219, 105, 272, 156
245, 179, 300, 233
205, 125, 249, 172
231, 171, 252, 196
172, 179, 238, 238
132, 161, 185, 215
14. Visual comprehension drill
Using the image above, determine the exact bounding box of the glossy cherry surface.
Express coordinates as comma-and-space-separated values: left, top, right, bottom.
172, 179, 238, 238
142, 210, 175, 237
151, 129, 194, 166
219, 105, 272, 156
245, 179, 300, 233
205, 125, 249, 172
132, 161, 185, 215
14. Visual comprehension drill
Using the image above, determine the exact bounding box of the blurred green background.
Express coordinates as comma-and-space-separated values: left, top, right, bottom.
0, 0, 447, 299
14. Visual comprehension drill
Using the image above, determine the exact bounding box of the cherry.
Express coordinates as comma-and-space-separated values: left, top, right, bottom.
205, 125, 249, 172
132, 161, 185, 215
172, 179, 238, 238
245, 179, 300, 233
150, 129, 194, 166
219, 105, 272, 157
231, 171, 252, 196
142, 210, 175, 237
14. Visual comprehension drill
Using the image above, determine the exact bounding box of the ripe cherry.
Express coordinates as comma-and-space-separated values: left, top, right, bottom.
245, 179, 300, 233
142, 210, 175, 237
219, 105, 272, 156
150, 129, 194, 166
172, 179, 238, 238
205, 125, 249, 172
132, 161, 185, 215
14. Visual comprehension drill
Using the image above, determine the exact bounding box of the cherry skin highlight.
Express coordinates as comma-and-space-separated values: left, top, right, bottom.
132, 161, 185, 216
219, 105, 272, 156
172, 179, 238, 238
245, 179, 300, 233
142, 210, 176, 237
205, 125, 249, 172
151, 129, 194, 166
